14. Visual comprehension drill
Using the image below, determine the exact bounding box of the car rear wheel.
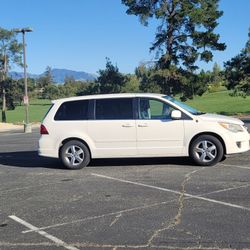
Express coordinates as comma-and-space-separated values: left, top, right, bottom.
60, 140, 90, 169
190, 135, 224, 166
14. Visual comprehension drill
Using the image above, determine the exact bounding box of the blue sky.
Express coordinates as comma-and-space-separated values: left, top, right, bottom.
1, 0, 249, 74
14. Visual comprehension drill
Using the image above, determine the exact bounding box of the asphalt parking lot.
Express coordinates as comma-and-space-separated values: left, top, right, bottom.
0, 125, 250, 250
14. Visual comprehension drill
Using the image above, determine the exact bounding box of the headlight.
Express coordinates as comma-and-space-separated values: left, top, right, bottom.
219, 122, 244, 133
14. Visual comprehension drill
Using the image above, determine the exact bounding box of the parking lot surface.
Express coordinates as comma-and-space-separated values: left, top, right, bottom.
0, 127, 250, 249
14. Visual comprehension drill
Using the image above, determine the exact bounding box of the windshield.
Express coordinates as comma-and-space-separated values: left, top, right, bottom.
164, 96, 204, 115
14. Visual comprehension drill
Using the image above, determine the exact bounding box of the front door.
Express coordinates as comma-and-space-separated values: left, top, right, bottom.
136, 98, 185, 156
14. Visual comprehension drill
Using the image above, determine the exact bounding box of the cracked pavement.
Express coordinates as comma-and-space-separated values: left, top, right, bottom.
0, 128, 250, 249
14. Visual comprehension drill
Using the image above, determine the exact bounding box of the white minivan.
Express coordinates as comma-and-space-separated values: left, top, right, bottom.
39, 93, 249, 169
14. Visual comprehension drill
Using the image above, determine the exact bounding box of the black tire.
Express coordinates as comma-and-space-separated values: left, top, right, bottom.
189, 135, 224, 166
220, 154, 227, 162
60, 140, 90, 169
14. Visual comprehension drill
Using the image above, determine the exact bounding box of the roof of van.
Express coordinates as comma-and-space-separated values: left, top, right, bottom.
52, 93, 165, 104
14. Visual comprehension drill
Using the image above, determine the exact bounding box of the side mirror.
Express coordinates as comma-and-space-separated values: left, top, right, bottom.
171, 110, 182, 120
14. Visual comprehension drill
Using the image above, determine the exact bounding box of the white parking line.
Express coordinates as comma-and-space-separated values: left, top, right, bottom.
21, 178, 250, 234
219, 163, 250, 170
91, 173, 250, 212
9, 215, 79, 250
197, 183, 250, 197
22, 198, 178, 233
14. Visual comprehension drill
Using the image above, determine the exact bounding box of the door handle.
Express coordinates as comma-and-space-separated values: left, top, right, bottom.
122, 124, 134, 128
138, 124, 148, 127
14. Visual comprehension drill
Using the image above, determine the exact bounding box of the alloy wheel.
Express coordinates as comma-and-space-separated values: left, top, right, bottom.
194, 140, 217, 163
64, 145, 85, 166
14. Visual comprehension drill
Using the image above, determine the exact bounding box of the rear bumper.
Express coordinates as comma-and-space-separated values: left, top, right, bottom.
38, 149, 58, 158
38, 136, 59, 158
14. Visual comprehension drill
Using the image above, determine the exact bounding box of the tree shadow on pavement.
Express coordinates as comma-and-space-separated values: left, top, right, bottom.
0, 151, 194, 169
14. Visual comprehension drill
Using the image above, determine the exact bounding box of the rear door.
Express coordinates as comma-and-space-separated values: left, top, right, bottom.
136, 97, 185, 156
87, 98, 137, 157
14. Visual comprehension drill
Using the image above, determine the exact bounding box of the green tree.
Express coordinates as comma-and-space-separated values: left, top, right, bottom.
0, 78, 16, 110
14, 77, 37, 103
121, 74, 140, 93
135, 63, 196, 97
0, 27, 22, 122
151, 66, 185, 95
135, 64, 162, 93
61, 77, 92, 98
122, 0, 226, 97
207, 63, 225, 92
37, 66, 54, 98
12, 79, 24, 105
97, 58, 126, 94
64, 76, 76, 86
37, 66, 53, 89
43, 84, 60, 100
224, 28, 250, 96
77, 82, 100, 96
61, 76, 77, 97
211, 63, 221, 83
122, 0, 225, 69
197, 69, 210, 92
180, 69, 209, 100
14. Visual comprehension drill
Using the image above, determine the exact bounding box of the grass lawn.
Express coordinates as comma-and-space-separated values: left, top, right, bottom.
2, 91, 250, 124
4, 99, 51, 124
186, 91, 250, 115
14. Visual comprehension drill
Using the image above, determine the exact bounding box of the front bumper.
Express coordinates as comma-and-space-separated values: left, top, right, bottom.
224, 130, 250, 154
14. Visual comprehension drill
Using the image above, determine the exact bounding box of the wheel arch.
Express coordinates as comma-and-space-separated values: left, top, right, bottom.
59, 137, 92, 158
188, 132, 226, 155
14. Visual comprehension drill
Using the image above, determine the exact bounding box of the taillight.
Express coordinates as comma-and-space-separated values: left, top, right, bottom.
40, 124, 49, 135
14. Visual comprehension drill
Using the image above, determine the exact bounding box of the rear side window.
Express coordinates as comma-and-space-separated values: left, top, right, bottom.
54, 100, 89, 121
42, 104, 54, 122
95, 98, 133, 120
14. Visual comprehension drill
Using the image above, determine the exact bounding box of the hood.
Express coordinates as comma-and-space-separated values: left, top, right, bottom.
198, 113, 244, 125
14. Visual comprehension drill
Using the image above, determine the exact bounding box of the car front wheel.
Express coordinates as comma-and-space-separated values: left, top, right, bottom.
190, 135, 224, 166
60, 140, 90, 169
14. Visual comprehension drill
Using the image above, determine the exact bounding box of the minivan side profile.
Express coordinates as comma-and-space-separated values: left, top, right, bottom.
39, 93, 250, 169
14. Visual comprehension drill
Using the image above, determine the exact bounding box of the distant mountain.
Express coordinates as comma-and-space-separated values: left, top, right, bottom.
9, 71, 39, 80
49, 69, 96, 83
9, 68, 96, 83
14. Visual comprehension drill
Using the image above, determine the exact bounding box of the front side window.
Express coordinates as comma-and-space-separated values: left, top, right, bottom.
164, 96, 204, 115
139, 98, 175, 120
95, 98, 133, 120
54, 100, 89, 121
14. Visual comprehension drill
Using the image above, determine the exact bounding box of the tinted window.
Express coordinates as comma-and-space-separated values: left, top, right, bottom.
164, 96, 202, 115
95, 98, 133, 120
42, 104, 54, 122
139, 98, 175, 120
54, 100, 89, 121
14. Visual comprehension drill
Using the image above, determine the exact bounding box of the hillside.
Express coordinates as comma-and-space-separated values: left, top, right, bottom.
9, 68, 96, 83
